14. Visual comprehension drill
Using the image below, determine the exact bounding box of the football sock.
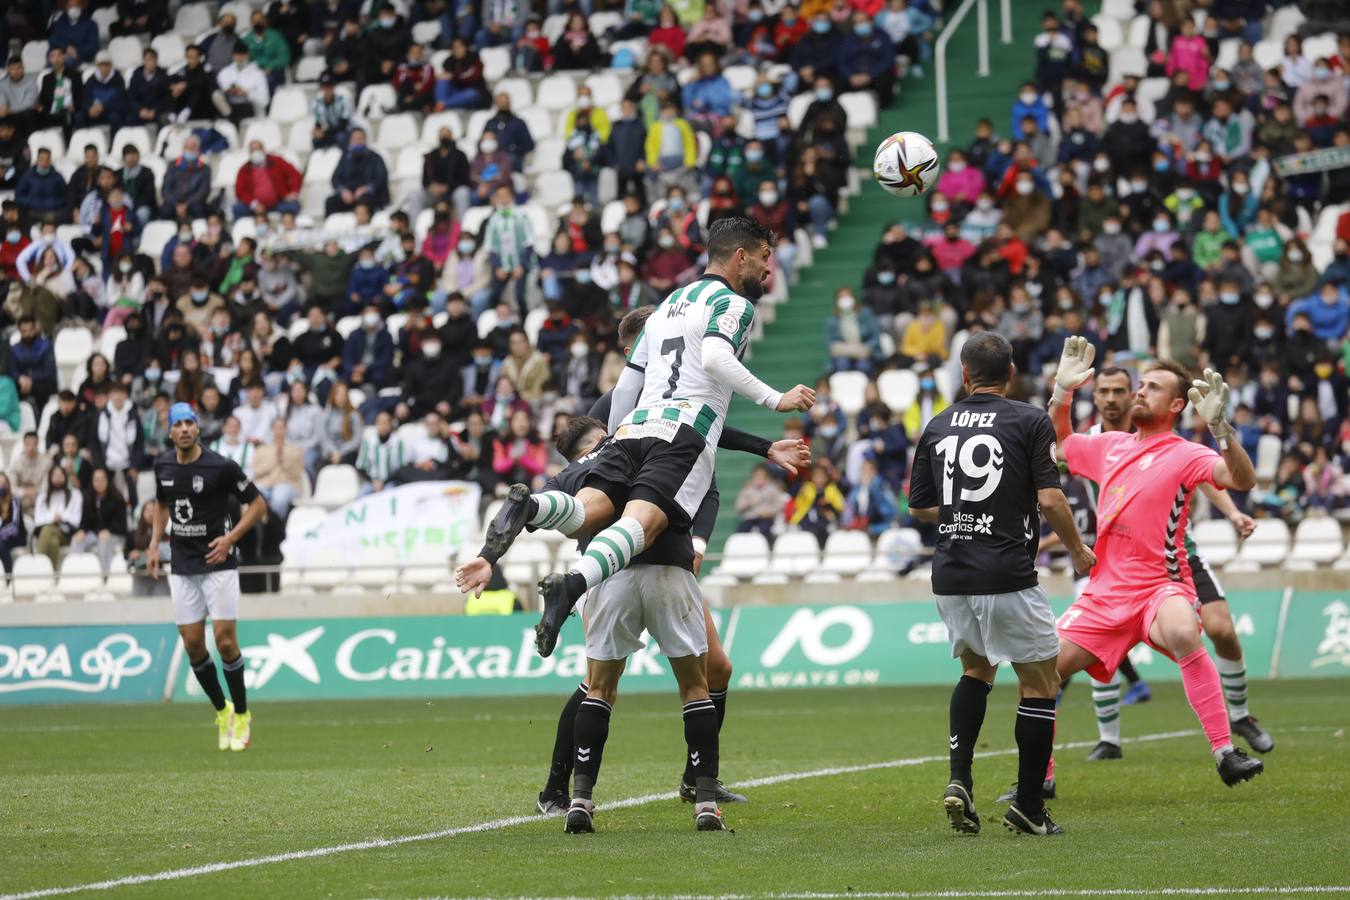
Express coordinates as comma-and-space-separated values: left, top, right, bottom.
1216, 654, 1250, 721
683, 697, 720, 803
220, 654, 247, 714
190, 654, 227, 712
572, 696, 612, 802
1091, 672, 1122, 745
948, 675, 991, 790
1015, 697, 1057, 816
709, 688, 728, 731
1119, 657, 1142, 685
527, 491, 586, 535
546, 682, 588, 796
572, 517, 645, 591
1177, 647, 1233, 755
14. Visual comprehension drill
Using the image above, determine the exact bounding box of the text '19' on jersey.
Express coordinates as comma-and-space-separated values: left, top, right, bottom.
907, 393, 1061, 596
155, 448, 262, 575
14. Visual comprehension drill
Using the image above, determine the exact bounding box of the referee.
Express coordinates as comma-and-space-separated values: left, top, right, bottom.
149, 403, 267, 752
907, 332, 1094, 837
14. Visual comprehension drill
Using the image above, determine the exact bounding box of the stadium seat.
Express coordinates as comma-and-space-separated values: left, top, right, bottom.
98, 325, 127, 361
54, 329, 94, 386
213, 150, 248, 193
174, 3, 213, 37
108, 36, 144, 71
376, 113, 420, 153
838, 92, 878, 132
517, 107, 555, 142
13, 555, 56, 601
874, 527, 922, 571
59, 553, 105, 596
301, 546, 350, 590
29, 128, 66, 162
1091, 15, 1124, 50
22, 41, 49, 74
401, 544, 450, 588
829, 371, 869, 416
1126, 14, 1150, 48
109, 126, 153, 162
533, 171, 575, 209
1100, 0, 1135, 19
410, 19, 442, 44
284, 505, 328, 543
526, 138, 566, 176
480, 46, 511, 82
584, 73, 624, 108
311, 465, 359, 511
1192, 518, 1238, 567
357, 84, 397, 120
294, 56, 327, 83
717, 532, 770, 579
786, 93, 813, 129
700, 572, 739, 588
1291, 517, 1344, 566
421, 111, 465, 145
821, 530, 873, 575
349, 545, 401, 591
138, 220, 177, 262
465, 109, 495, 144
1233, 518, 1290, 567
523, 307, 548, 346
1107, 45, 1147, 81
855, 568, 893, 583
1252, 38, 1281, 69
802, 571, 842, 584
150, 33, 186, 70
1254, 435, 1282, 484
876, 369, 917, 412
495, 77, 536, 112
502, 538, 553, 588
770, 531, 820, 576
242, 119, 284, 151
65, 127, 110, 163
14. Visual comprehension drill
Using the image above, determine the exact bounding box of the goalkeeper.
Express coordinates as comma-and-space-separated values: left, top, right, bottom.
1044, 341, 1265, 788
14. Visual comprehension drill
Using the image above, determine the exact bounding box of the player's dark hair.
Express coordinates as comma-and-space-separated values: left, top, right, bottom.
556, 415, 606, 461
1144, 359, 1193, 402
960, 331, 1014, 388
706, 216, 774, 264
1096, 366, 1133, 387
618, 305, 655, 347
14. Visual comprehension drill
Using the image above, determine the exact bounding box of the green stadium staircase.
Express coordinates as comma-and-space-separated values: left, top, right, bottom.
709, 1, 1066, 554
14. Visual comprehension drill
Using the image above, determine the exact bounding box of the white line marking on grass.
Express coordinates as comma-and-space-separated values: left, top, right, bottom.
431, 890, 1350, 899
0, 728, 1292, 900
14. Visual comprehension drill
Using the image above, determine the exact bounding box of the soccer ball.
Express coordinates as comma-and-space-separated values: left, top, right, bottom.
872, 131, 940, 198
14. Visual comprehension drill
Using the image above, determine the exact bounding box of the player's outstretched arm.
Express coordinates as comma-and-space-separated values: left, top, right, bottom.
607, 364, 644, 433
1189, 368, 1256, 492
703, 336, 814, 412
455, 556, 492, 598
717, 426, 811, 475
1038, 486, 1096, 577
1047, 335, 1095, 457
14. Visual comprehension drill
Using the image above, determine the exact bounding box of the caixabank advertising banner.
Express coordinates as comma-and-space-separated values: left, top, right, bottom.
0, 590, 1341, 705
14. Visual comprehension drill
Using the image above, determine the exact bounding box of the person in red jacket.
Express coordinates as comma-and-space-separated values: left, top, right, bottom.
1, 220, 31, 282
232, 141, 302, 221
393, 43, 436, 113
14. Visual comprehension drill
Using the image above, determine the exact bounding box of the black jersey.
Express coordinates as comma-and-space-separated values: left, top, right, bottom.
155, 446, 261, 575
546, 435, 712, 572
1063, 473, 1096, 548
907, 392, 1061, 595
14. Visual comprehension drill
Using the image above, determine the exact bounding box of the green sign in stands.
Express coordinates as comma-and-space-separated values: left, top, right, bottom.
0, 591, 1343, 705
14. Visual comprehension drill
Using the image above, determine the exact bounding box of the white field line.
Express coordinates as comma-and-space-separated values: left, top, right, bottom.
0, 728, 1297, 900
421, 890, 1350, 900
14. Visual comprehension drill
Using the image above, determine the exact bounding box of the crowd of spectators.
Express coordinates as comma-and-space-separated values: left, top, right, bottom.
740, 0, 1350, 548
0, 0, 934, 583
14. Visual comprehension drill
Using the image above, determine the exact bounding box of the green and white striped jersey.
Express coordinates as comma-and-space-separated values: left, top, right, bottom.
620, 276, 758, 449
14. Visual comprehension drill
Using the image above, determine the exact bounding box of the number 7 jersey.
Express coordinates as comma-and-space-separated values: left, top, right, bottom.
620, 276, 757, 449
906, 392, 1063, 595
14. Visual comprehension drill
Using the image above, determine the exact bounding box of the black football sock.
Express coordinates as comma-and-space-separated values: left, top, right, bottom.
1015, 697, 1057, 817
1119, 657, 1141, 685
221, 654, 247, 715
948, 675, 991, 790
709, 688, 728, 731
572, 696, 611, 802
683, 697, 720, 803
545, 682, 588, 796
190, 654, 227, 712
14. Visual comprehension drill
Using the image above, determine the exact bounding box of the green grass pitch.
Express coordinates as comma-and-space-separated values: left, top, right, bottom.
3, 679, 1348, 899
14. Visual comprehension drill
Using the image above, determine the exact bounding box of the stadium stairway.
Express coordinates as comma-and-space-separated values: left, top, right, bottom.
709, 0, 1076, 553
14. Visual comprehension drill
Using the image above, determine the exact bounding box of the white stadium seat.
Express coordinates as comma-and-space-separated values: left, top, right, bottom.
1191, 518, 1238, 567
1255, 434, 1282, 483
59, 553, 106, 595
821, 530, 873, 575
421, 111, 465, 145
501, 538, 553, 588
150, 33, 186, 70
526, 138, 566, 176
98, 325, 127, 361
584, 73, 624, 108
174, 4, 213, 37
108, 36, 144, 71
829, 371, 869, 416
717, 532, 770, 579
29, 129, 66, 162
533, 171, 575, 209
1290, 518, 1344, 566
401, 544, 450, 588
54, 329, 94, 387
295, 55, 327, 83
517, 107, 555, 141
22, 41, 49, 74
301, 546, 350, 590
495, 77, 535, 112
480, 46, 511, 82
770, 531, 821, 576
110, 126, 153, 161
242, 119, 284, 150
376, 113, 420, 152
13, 555, 56, 600
357, 84, 397, 119
284, 505, 327, 542
534, 75, 577, 112
65, 127, 110, 163
1233, 518, 1290, 567
874, 527, 922, 571
311, 465, 360, 511
876, 369, 917, 412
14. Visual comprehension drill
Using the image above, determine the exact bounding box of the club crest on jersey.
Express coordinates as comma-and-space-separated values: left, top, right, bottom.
193, 475, 204, 493
174, 498, 194, 524
717, 312, 740, 335
1139, 453, 1156, 471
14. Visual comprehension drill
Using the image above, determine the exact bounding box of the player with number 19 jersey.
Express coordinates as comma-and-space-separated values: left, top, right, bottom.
908, 393, 1062, 596
619, 276, 761, 451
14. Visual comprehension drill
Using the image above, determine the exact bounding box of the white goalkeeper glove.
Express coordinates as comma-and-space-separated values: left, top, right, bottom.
1051, 335, 1096, 404
1188, 367, 1233, 447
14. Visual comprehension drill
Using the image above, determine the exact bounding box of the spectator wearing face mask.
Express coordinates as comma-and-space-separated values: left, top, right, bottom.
736, 464, 789, 538
400, 333, 462, 420
327, 128, 390, 215
1287, 281, 1350, 342
826, 288, 882, 373
233, 141, 302, 221
1273, 241, 1319, 302
644, 101, 698, 194
1293, 57, 1347, 125
1001, 172, 1051, 243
